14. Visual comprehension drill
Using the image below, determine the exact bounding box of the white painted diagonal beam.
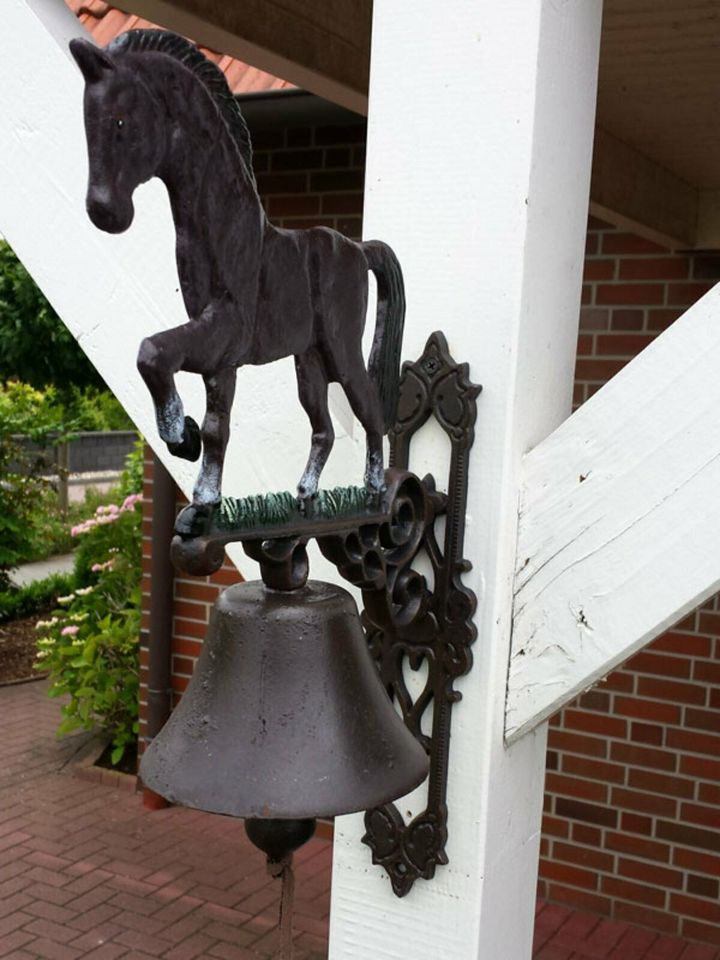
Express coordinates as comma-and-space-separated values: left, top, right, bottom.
506, 283, 720, 743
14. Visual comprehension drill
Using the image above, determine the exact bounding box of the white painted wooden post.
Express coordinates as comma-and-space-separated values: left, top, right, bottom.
328, 3, 603, 958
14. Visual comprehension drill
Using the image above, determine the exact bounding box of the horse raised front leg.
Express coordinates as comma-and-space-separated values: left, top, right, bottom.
137, 327, 201, 461
294, 349, 334, 509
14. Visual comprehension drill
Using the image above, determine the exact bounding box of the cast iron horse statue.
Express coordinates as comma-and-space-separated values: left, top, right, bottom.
70, 30, 405, 525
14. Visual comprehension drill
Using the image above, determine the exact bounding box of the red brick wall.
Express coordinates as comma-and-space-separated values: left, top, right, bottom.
139, 139, 720, 945
574, 219, 718, 406
140, 476, 239, 713
252, 122, 365, 238
140, 456, 239, 742
539, 217, 720, 947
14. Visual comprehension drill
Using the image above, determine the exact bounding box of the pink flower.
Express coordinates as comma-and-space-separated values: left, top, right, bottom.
97, 514, 119, 525
61, 625, 79, 636
121, 494, 143, 512
94, 504, 121, 518
71, 518, 99, 537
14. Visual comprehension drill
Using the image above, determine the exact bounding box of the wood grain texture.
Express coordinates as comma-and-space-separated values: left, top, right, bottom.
590, 127, 698, 248
119, 0, 371, 113
507, 282, 720, 744
599, 0, 720, 190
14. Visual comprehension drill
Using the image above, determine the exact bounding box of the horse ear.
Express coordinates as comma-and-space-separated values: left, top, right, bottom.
69, 38, 115, 84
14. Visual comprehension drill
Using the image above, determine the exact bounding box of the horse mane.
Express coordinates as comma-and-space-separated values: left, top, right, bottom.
108, 29, 255, 181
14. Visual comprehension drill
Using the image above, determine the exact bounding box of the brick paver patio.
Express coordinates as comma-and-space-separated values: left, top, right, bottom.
1, 679, 718, 960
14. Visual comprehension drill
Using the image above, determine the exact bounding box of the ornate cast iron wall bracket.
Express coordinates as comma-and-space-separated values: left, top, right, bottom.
170, 331, 481, 897
359, 331, 481, 896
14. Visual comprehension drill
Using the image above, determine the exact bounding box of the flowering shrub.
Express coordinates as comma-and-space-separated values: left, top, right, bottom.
36, 493, 142, 765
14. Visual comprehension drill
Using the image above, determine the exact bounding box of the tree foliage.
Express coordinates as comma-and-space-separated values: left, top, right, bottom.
0, 382, 70, 588
0, 241, 103, 393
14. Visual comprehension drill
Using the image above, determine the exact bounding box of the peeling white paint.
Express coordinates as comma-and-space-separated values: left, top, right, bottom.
507, 282, 720, 743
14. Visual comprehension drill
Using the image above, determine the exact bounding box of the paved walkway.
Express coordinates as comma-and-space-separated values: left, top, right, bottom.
1, 680, 718, 960
10, 471, 121, 589
10, 555, 75, 590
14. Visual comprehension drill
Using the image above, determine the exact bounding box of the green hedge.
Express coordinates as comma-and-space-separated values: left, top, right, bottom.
0, 572, 76, 623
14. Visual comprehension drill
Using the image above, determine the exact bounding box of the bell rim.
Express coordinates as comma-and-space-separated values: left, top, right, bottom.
140, 745, 429, 820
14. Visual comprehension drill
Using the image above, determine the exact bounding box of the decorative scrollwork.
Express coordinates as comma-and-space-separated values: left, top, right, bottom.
317, 471, 432, 601
359, 330, 481, 896
363, 804, 449, 897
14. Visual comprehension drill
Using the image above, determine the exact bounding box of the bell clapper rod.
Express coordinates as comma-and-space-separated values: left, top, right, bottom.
271, 856, 294, 960
244, 818, 317, 960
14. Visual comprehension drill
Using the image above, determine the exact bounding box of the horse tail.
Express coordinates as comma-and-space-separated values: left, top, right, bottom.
362, 239, 406, 432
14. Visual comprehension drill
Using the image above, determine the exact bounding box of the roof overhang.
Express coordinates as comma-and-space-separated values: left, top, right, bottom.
116, 0, 372, 114
116, 0, 720, 248
238, 89, 362, 130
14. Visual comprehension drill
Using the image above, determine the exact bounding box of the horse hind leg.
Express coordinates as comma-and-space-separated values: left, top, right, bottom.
295, 349, 334, 506
137, 327, 201, 461
337, 353, 385, 496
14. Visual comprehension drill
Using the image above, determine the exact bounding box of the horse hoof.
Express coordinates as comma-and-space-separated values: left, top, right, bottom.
168, 416, 201, 461
296, 492, 317, 518
175, 501, 215, 537
365, 485, 384, 509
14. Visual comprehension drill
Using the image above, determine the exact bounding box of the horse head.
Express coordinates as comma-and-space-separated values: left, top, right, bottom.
70, 38, 164, 234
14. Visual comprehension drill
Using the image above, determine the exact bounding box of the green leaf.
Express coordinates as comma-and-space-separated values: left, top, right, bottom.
57, 716, 82, 735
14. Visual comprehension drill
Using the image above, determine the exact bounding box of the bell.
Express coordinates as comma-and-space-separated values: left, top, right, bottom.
139, 579, 428, 821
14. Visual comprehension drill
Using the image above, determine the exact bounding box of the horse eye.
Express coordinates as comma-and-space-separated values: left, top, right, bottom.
116, 119, 124, 129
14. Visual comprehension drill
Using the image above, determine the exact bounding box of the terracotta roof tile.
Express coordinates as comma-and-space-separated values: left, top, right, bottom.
65, 0, 294, 95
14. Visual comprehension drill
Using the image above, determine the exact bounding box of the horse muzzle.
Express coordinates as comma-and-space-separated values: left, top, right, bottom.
86, 188, 134, 234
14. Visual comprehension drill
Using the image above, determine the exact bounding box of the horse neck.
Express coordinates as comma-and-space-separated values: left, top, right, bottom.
146, 59, 265, 249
